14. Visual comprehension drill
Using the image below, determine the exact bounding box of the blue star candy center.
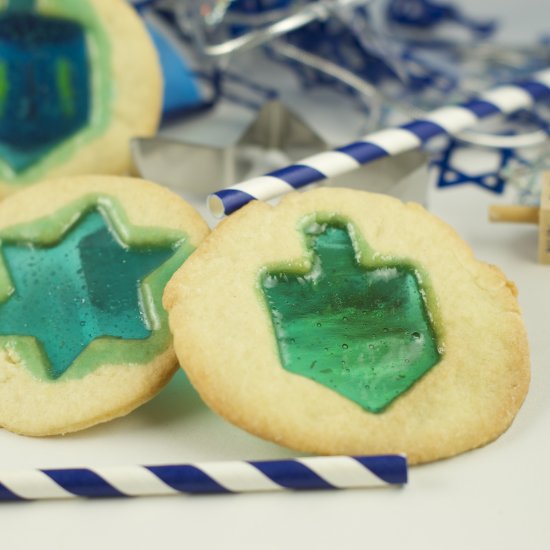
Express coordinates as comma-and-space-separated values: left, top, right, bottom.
0, 208, 175, 379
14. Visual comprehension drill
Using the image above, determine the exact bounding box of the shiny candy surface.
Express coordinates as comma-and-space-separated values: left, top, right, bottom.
0, 200, 189, 380
262, 223, 441, 412
0, 0, 112, 184
0, 12, 90, 172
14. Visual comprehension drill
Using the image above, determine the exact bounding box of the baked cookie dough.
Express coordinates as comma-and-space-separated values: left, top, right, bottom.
0, 0, 162, 197
0, 175, 209, 435
164, 187, 530, 464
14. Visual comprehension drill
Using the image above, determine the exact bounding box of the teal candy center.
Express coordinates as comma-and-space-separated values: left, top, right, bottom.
0, 209, 175, 379
0, 2, 91, 172
261, 222, 441, 413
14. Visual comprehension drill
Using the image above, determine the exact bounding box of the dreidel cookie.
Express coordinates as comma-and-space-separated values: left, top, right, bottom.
164, 187, 530, 464
0, 0, 161, 197
0, 176, 209, 435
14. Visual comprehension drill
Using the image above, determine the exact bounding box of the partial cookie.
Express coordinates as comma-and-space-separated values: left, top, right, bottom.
164, 187, 530, 464
0, 0, 161, 197
0, 175, 209, 435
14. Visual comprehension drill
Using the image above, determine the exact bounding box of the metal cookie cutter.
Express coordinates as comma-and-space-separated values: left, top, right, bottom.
132, 100, 430, 206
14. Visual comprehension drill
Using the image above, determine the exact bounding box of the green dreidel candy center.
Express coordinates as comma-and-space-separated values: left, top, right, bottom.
262, 223, 441, 412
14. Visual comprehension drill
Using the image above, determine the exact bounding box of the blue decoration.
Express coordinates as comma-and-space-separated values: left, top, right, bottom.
144, 20, 202, 119
133, 0, 550, 207
229, 0, 292, 11
433, 138, 514, 194
137, 0, 493, 121
0, 11, 90, 172
134, 3, 279, 121
210, 69, 550, 216
259, 7, 463, 108
432, 96, 550, 194
386, 0, 495, 38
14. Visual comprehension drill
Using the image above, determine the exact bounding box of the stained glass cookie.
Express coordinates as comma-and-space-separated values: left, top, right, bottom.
164, 187, 530, 464
0, 0, 161, 198
0, 175, 209, 435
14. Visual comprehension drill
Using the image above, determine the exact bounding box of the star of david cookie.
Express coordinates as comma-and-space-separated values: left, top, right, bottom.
0, 175, 209, 435
164, 187, 530, 464
0, 0, 161, 198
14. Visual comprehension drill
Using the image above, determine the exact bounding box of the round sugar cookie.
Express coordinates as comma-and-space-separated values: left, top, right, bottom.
0, 0, 162, 198
0, 175, 209, 435
164, 187, 530, 464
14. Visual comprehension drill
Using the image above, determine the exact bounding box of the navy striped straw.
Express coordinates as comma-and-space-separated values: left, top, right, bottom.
0, 455, 407, 501
208, 68, 550, 217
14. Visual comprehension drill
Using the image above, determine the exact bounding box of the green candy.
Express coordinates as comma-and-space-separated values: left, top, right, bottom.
261, 221, 441, 413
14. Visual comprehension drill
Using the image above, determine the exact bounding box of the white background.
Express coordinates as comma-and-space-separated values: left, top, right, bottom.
2, 175, 548, 550
2, 1, 550, 548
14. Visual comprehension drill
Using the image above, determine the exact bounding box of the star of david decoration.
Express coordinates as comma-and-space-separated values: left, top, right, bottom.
262, 221, 441, 413
433, 138, 516, 194
0, 195, 192, 381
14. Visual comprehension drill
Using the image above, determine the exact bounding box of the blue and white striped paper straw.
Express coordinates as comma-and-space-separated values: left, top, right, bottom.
0, 455, 406, 501
208, 68, 550, 217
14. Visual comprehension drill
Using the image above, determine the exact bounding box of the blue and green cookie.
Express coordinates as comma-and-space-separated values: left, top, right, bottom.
164, 187, 530, 464
0, 175, 209, 435
0, 0, 161, 198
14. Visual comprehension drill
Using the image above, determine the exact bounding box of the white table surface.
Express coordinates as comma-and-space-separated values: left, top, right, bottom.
1, 177, 548, 550
3, 1, 550, 547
